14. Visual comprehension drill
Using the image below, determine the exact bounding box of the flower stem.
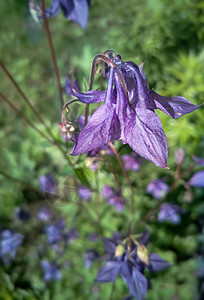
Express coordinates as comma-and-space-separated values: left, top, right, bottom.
0, 91, 73, 166
41, 0, 64, 107
0, 61, 64, 151
108, 141, 134, 212
0, 170, 40, 193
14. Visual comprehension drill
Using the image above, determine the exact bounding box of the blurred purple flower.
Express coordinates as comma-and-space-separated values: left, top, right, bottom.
189, 171, 204, 187
122, 153, 141, 171
45, 0, 91, 29
38, 207, 52, 222
0, 230, 23, 261
146, 179, 169, 200
175, 148, 185, 164
84, 249, 98, 268
101, 185, 114, 198
71, 55, 200, 168
79, 185, 92, 201
158, 203, 183, 224
101, 185, 126, 211
39, 174, 57, 194
15, 207, 30, 222
95, 233, 171, 300
108, 195, 126, 212
88, 232, 98, 242
45, 219, 65, 244
64, 228, 79, 244
192, 156, 204, 167
41, 260, 62, 281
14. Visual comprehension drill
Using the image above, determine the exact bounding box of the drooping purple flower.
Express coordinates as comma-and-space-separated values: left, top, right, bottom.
78, 185, 92, 201
0, 230, 24, 261
70, 55, 200, 168
45, 219, 65, 244
122, 153, 141, 171
95, 233, 170, 300
158, 203, 183, 224
146, 179, 169, 200
38, 207, 52, 222
41, 260, 62, 281
84, 249, 98, 268
45, 0, 91, 29
39, 174, 57, 194
189, 171, 204, 187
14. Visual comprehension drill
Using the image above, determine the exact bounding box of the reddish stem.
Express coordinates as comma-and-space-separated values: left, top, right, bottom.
108, 141, 134, 211
41, 0, 64, 107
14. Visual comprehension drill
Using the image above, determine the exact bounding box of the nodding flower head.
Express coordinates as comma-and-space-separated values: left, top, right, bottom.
61, 51, 201, 168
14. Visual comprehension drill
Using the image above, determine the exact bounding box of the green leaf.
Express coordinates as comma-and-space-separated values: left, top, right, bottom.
74, 167, 94, 190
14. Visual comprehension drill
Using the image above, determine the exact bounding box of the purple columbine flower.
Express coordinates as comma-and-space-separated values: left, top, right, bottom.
78, 185, 92, 201
41, 260, 62, 281
158, 203, 183, 224
70, 55, 200, 168
39, 174, 57, 194
43, 0, 90, 29
0, 230, 24, 261
95, 233, 171, 300
122, 153, 141, 171
38, 207, 52, 222
146, 179, 169, 200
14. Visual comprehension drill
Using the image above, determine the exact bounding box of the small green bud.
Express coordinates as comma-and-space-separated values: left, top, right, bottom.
114, 244, 125, 257
137, 245, 149, 265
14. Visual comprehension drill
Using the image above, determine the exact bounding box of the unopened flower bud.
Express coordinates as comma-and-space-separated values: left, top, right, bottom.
58, 121, 80, 142
137, 244, 149, 265
114, 244, 125, 257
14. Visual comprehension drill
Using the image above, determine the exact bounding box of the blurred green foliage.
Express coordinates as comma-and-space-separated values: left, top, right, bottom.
0, 0, 204, 299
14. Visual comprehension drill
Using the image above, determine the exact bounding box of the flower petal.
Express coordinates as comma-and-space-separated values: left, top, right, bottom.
72, 89, 106, 104
121, 263, 147, 300
148, 253, 172, 272
46, 0, 60, 18
150, 90, 201, 118
71, 104, 116, 155
59, 0, 89, 29
124, 108, 168, 168
189, 170, 204, 187
95, 261, 123, 283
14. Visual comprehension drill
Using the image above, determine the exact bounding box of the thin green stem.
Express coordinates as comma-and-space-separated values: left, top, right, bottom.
0, 170, 40, 193
41, 0, 64, 107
